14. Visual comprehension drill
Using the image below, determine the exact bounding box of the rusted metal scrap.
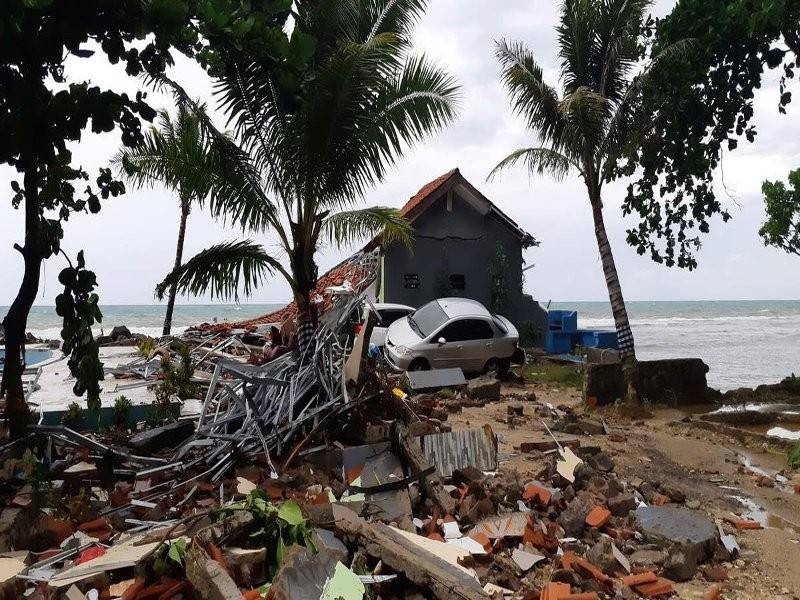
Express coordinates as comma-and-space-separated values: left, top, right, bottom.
141, 250, 382, 494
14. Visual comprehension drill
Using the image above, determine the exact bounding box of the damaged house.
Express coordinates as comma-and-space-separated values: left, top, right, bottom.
369, 168, 547, 344
240, 169, 547, 345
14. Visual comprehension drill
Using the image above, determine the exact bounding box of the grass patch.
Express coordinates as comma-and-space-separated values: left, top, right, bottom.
788, 444, 800, 470
522, 362, 584, 390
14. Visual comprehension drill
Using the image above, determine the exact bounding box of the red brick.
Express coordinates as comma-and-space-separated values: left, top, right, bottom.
539, 582, 570, 600
469, 531, 492, 552
723, 516, 763, 530
620, 571, 658, 586
636, 578, 675, 598
585, 506, 611, 529
523, 484, 552, 505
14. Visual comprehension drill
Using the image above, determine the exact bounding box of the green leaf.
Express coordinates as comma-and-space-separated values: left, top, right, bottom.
23, 0, 54, 8
167, 539, 187, 564
277, 500, 304, 526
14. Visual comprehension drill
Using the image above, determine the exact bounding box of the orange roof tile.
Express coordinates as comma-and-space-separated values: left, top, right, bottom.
398, 168, 460, 218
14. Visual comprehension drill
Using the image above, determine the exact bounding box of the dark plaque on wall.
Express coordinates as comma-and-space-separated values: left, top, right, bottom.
403, 273, 420, 289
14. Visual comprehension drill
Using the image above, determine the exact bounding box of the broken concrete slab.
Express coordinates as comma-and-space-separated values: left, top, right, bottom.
635, 506, 717, 564
511, 547, 545, 572
186, 541, 242, 600
519, 433, 581, 453
466, 376, 500, 401
331, 505, 487, 600
470, 512, 528, 540
407, 368, 467, 393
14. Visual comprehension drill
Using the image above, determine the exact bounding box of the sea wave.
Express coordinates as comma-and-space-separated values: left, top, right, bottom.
580, 314, 800, 328
27, 325, 189, 341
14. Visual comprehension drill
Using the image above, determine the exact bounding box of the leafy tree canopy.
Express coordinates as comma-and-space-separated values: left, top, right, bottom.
760, 168, 800, 256
621, 0, 799, 269
0, 0, 301, 412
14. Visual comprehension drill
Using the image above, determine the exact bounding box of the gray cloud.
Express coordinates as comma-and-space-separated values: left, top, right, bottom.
1, 0, 798, 308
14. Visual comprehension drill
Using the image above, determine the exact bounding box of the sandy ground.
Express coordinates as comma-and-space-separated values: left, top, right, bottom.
449, 381, 800, 599
27, 346, 158, 415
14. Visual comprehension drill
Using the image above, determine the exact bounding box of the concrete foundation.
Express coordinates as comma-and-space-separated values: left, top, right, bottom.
584, 358, 713, 406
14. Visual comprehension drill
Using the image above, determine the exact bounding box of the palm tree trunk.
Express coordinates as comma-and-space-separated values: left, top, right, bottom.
590, 195, 640, 403
162, 197, 190, 336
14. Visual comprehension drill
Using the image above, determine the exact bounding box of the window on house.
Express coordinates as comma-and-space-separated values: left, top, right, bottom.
449, 274, 466, 290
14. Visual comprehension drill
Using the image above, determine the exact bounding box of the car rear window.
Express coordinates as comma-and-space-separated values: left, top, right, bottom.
378, 309, 412, 328
492, 316, 508, 334
408, 301, 448, 337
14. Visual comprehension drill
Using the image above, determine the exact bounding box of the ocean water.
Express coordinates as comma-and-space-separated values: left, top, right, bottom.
550, 300, 800, 391
5, 300, 799, 391
7, 303, 285, 341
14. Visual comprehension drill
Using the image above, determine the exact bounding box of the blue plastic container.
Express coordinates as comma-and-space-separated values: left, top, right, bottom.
547, 310, 577, 333
545, 330, 573, 354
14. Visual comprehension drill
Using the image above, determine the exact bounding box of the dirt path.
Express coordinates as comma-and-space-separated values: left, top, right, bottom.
449, 382, 800, 599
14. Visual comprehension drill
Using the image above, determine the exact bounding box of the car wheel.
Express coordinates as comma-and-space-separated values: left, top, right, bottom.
484, 358, 510, 378
483, 358, 499, 375
408, 358, 430, 372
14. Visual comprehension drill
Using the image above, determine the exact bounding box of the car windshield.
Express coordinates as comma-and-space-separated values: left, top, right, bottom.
408, 301, 448, 338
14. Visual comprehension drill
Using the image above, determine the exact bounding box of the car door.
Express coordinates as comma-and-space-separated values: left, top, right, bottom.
432, 318, 495, 371
429, 320, 470, 369
461, 319, 496, 371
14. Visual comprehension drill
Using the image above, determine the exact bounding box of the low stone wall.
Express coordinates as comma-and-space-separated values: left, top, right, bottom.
584, 358, 713, 405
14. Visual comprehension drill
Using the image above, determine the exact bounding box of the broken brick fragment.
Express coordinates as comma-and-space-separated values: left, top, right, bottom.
723, 516, 763, 530
157, 580, 188, 600
584, 506, 611, 529
620, 571, 658, 587
701, 565, 728, 582
703, 584, 722, 600
539, 582, 570, 600
651, 493, 671, 506
523, 484, 552, 506
559, 552, 612, 586
562, 594, 599, 600
469, 531, 492, 553
636, 578, 675, 598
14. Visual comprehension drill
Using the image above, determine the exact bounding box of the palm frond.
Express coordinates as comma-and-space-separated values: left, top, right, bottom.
596, 0, 652, 102
155, 240, 287, 302
322, 206, 413, 249
495, 39, 569, 152
599, 38, 697, 165
488, 147, 577, 182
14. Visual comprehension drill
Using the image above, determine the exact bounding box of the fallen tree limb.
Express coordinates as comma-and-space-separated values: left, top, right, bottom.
395, 422, 456, 515
331, 505, 488, 600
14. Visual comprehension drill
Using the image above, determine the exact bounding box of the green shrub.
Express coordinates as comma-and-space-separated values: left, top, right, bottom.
137, 338, 157, 358
788, 444, 800, 470
113, 395, 132, 428
522, 362, 584, 390
61, 401, 82, 429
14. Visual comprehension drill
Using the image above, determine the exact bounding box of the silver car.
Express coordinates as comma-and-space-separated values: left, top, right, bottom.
368, 303, 416, 347
384, 298, 519, 373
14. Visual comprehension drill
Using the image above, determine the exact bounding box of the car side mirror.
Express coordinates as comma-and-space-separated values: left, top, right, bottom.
437, 337, 447, 345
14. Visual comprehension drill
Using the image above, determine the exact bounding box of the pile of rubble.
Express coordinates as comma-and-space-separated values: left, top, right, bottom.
0, 252, 767, 599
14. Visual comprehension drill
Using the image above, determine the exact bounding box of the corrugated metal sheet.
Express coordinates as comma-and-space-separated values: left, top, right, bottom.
420, 426, 497, 478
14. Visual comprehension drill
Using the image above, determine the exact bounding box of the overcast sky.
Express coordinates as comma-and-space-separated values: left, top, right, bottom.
2, 0, 799, 307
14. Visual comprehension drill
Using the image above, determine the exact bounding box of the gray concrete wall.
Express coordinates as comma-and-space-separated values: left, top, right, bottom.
382, 190, 546, 343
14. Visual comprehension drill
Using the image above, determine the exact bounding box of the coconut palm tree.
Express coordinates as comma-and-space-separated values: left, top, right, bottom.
491, 0, 688, 403
114, 105, 215, 336
155, 0, 459, 351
